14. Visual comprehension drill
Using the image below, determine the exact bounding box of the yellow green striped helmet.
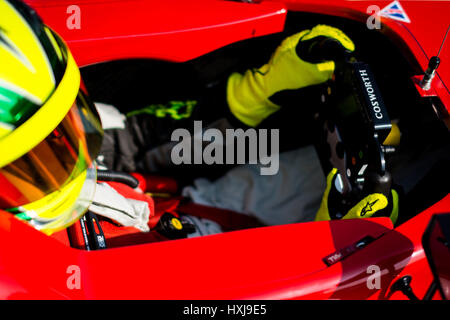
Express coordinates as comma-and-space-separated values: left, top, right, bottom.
0, 0, 103, 234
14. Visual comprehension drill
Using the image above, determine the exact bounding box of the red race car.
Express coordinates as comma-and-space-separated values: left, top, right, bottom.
0, 0, 449, 300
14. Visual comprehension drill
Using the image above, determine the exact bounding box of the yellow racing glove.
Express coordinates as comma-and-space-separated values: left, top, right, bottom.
226, 24, 355, 127
315, 168, 399, 225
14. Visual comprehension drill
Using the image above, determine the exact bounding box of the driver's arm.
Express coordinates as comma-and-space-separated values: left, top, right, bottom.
226, 24, 355, 127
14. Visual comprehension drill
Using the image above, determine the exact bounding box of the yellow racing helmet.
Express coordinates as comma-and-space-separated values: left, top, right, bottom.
0, 0, 103, 234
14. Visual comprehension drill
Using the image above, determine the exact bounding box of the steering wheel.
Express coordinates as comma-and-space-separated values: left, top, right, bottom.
306, 39, 396, 216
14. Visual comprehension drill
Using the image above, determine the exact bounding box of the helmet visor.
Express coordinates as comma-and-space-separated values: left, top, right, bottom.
0, 89, 103, 209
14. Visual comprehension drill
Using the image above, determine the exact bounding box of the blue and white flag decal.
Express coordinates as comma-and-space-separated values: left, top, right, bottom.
380, 1, 411, 23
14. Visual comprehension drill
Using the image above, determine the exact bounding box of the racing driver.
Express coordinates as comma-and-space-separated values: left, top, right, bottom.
0, 0, 398, 238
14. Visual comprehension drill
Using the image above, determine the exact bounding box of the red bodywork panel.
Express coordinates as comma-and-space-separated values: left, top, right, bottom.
0, 207, 394, 299
1, 0, 447, 299
26, 0, 288, 65
1, 195, 449, 300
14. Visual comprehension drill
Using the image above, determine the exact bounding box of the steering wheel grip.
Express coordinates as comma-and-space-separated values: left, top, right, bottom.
296, 36, 352, 64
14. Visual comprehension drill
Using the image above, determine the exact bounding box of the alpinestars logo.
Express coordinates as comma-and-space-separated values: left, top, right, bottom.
360, 199, 379, 217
